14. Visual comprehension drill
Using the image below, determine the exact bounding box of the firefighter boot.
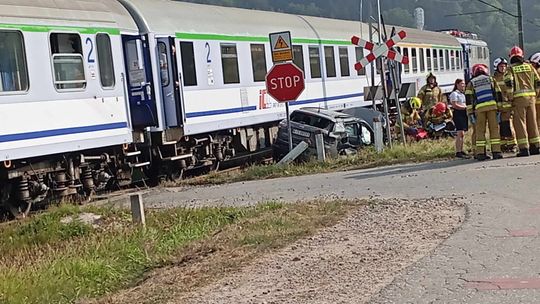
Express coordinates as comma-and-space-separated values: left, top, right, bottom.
530, 146, 540, 155
517, 149, 530, 157
492, 152, 503, 159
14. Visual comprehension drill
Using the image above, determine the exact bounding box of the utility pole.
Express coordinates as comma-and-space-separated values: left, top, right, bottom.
517, 0, 524, 50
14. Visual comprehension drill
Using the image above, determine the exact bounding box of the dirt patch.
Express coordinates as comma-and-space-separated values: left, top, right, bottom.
92, 198, 465, 304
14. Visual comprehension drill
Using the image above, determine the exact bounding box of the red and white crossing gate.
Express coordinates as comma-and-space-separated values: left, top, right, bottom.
351, 30, 409, 71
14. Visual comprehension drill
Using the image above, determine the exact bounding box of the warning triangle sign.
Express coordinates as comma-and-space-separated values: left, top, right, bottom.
275, 36, 289, 49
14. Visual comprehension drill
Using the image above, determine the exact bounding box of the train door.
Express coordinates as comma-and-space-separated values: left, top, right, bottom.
122, 35, 158, 129
157, 37, 183, 127
462, 44, 471, 82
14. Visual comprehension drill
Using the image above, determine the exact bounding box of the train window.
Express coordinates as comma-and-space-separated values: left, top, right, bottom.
426, 49, 432, 71
419, 48, 425, 72
250, 44, 267, 82
456, 51, 461, 70
324, 46, 336, 78
445, 50, 450, 71
339, 47, 350, 77
0, 31, 28, 93
220, 43, 240, 84
438, 50, 443, 70
293, 45, 305, 74
180, 42, 197, 86
50, 33, 85, 90
158, 42, 170, 86
355, 47, 366, 76
96, 34, 115, 88
402, 48, 410, 73
433, 49, 439, 71
450, 50, 455, 70
411, 48, 418, 73
309, 46, 321, 79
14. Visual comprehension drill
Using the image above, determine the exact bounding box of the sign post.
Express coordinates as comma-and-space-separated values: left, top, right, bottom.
267, 31, 304, 152
265, 62, 305, 152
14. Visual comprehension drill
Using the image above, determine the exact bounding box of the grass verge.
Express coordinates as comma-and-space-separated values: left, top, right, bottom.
183, 138, 456, 185
0, 200, 356, 304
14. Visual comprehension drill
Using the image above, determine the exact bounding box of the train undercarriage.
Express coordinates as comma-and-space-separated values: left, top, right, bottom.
0, 123, 279, 219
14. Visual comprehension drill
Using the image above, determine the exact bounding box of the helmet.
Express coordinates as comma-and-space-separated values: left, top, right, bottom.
529, 52, 540, 65
432, 102, 447, 116
409, 97, 422, 110
493, 57, 508, 69
472, 64, 489, 77
509, 46, 524, 59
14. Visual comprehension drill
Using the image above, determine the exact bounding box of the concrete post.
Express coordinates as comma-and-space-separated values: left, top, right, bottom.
373, 117, 384, 153
130, 193, 146, 227
315, 132, 326, 162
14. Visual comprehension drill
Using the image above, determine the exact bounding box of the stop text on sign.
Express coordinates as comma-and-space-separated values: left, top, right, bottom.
269, 75, 302, 90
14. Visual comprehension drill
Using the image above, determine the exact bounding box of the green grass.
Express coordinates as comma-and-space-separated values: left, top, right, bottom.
184, 138, 456, 185
0, 200, 354, 304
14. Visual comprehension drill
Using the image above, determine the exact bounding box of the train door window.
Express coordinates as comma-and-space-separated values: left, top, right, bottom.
439, 50, 444, 71
339, 47, 350, 77
445, 50, 450, 71
309, 46, 321, 79
456, 51, 461, 70
220, 43, 240, 84
419, 48, 425, 72
426, 49, 432, 71
324, 46, 336, 78
293, 45, 305, 74
179, 42, 197, 86
433, 49, 439, 71
250, 44, 267, 82
96, 34, 115, 88
411, 48, 418, 73
50, 33, 85, 90
402, 48, 410, 73
355, 47, 366, 76
158, 42, 170, 86
450, 50, 455, 70
0, 30, 29, 93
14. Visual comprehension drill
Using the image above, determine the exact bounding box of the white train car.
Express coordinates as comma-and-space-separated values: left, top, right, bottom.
0, 1, 151, 215
120, 0, 466, 164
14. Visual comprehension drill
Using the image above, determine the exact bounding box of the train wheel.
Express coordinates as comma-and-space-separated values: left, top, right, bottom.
6, 200, 32, 219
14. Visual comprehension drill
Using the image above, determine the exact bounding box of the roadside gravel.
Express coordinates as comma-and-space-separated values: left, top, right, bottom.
173, 197, 465, 304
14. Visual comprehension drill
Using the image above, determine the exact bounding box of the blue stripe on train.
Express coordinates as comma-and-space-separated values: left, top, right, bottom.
0, 122, 128, 143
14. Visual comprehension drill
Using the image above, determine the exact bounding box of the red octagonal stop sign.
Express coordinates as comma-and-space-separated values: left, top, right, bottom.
265, 63, 305, 103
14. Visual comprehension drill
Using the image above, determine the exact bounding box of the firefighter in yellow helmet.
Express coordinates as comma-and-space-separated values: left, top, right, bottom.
465, 64, 503, 161
528, 52, 540, 134
398, 97, 425, 140
492, 57, 517, 152
505, 46, 540, 156
418, 73, 444, 112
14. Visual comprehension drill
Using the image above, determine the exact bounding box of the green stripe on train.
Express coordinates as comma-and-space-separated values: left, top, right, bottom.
0, 23, 120, 35
176, 32, 350, 45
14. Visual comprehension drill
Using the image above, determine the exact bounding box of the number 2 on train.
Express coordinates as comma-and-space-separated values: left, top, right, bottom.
86, 37, 95, 63
205, 42, 212, 63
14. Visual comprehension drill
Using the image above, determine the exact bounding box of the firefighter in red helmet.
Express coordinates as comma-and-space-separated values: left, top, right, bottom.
465, 64, 503, 160
504, 46, 540, 156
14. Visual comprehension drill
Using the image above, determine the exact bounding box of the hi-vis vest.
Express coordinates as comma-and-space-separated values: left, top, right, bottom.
471, 75, 497, 110
505, 62, 538, 100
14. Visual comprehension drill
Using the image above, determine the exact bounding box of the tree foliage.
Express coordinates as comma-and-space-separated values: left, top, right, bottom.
179, 0, 540, 61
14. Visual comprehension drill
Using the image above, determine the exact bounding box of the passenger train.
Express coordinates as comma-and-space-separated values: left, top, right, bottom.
0, 0, 489, 215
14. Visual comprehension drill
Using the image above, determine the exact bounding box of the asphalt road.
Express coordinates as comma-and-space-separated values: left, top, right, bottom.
133, 156, 540, 303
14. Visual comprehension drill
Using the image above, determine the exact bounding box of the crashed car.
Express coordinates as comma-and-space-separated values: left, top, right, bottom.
272, 107, 374, 161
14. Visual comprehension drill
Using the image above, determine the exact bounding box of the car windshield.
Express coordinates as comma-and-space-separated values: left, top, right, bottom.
290, 112, 334, 131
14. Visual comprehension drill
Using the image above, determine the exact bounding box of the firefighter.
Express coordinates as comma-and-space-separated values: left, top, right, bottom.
465, 64, 503, 161
492, 57, 516, 152
418, 73, 444, 112
398, 97, 425, 140
424, 102, 454, 138
528, 52, 540, 133
505, 46, 540, 156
